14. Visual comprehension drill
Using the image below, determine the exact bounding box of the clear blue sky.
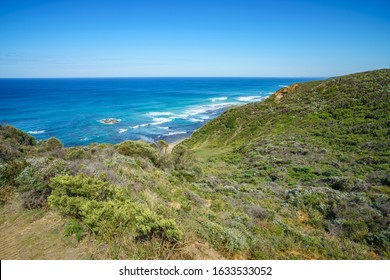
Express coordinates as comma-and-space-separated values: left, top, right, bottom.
0, 0, 389, 77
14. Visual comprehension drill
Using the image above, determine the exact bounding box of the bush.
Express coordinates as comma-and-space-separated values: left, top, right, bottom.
45, 137, 64, 151
287, 187, 384, 242
367, 171, 390, 186
49, 174, 121, 202
16, 157, 69, 208
20, 188, 51, 209
49, 174, 183, 243
117, 141, 159, 165
198, 220, 249, 252
65, 219, 84, 241
366, 228, 390, 252
247, 205, 269, 221
322, 176, 369, 192
0, 161, 26, 187
171, 145, 194, 170
0, 125, 36, 162
135, 208, 183, 242
17, 158, 69, 192
66, 148, 86, 160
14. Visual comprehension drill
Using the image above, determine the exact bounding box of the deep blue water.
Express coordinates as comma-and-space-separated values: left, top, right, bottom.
0, 77, 317, 146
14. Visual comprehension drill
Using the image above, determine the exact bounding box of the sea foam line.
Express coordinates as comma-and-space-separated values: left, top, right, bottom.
164, 131, 187, 136
151, 117, 173, 125
147, 112, 174, 117
236, 96, 263, 102
210, 97, 228, 102
28, 130, 45, 135
185, 102, 237, 116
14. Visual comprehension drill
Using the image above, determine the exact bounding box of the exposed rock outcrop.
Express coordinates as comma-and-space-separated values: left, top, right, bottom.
99, 118, 120, 124
275, 83, 299, 101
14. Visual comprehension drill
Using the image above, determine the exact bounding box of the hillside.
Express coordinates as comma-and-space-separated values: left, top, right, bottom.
0, 69, 389, 259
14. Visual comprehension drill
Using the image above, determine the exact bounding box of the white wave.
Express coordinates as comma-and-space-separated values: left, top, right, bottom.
130, 123, 151, 129
151, 117, 172, 125
118, 128, 128, 134
147, 112, 174, 117
184, 102, 235, 116
164, 131, 187, 136
236, 96, 263, 102
172, 113, 189, 119
278, 84, 288, 87
185, 107, 209, 115
28, 130, 45, 135
188, 118, 204, 123
79, 137, 90, 141
208, 102, 237, 109
210, 97, 228, 102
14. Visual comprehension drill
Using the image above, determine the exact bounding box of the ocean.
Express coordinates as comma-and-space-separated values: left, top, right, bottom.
0, 77, 316, 147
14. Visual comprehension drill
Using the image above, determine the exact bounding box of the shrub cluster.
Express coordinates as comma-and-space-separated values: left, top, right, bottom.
16, 157, 70, 208
49, 174, 183, 243
117, 141, 159, 165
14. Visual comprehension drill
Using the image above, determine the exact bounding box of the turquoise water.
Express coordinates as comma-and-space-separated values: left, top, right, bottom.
0, 77, 316, 146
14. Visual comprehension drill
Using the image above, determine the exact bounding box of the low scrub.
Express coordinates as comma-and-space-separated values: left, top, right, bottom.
49, 174, 183, 243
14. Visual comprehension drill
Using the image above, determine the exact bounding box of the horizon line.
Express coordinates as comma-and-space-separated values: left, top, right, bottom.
0, 76, 326, 79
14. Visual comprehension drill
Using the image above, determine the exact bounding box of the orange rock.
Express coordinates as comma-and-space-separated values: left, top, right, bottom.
275, 83, 299, 101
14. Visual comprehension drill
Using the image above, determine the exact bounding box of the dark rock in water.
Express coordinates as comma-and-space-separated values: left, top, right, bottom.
99, 118, 120, 124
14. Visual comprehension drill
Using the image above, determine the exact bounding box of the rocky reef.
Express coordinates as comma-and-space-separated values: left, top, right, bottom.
99, 118, 120, 124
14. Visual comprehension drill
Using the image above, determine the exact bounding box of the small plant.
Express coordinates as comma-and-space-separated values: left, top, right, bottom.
65, 219, 84, 241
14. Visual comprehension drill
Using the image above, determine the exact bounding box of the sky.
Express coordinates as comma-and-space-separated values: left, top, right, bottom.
0, 0, 389, 77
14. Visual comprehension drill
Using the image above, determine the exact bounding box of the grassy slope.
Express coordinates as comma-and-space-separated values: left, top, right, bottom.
187, 69, 389, 188
184, 69, 390, 258
0, 69, 389, 259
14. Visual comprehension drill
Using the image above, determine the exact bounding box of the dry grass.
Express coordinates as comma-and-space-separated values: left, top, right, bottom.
0, 199, 94, 259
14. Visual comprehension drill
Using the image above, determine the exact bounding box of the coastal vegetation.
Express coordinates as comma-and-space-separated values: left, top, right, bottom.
0, 69, 389, 259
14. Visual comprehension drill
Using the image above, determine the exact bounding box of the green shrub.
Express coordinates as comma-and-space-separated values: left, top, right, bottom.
117, 140, 159, 165
45, 137, 64, 151
170, 145, 195, 171
366, 228, 390, 253
65, 219, 84, 241
17, 158, 69, 192
135, 208, 183, 242
16, 158, 69, 208
368, 171, 390, 186
322, 176, 369, 192
287, 187, 384, 242
66, 148, 86, 160
198, 220, 249, 252
49, 174, 183, 243
0, 161, 26, 186
0, 125, 36, 162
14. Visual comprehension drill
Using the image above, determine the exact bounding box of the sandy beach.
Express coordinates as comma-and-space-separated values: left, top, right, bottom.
166, 138, 187, 153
